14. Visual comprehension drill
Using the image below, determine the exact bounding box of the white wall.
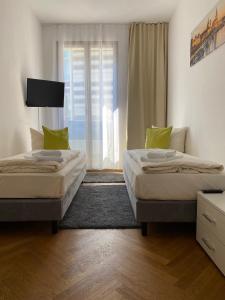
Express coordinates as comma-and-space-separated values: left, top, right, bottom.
168, 0, 225, 164
0, 0, 43, 158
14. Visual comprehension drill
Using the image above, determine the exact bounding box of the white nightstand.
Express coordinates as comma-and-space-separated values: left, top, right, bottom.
197, 191, 225, 276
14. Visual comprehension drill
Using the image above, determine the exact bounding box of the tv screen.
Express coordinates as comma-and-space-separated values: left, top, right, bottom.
26, 78, 64, 107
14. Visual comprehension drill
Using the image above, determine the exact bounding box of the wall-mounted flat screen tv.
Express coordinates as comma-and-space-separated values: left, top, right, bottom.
26, 78, 64, 107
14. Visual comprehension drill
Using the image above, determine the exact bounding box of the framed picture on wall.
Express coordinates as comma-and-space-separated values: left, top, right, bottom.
190, 0, 225, 66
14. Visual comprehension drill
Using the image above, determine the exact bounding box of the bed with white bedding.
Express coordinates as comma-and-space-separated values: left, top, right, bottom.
123, 150, 225, 235
0, 151, 86, 198
0, 150, 86, 233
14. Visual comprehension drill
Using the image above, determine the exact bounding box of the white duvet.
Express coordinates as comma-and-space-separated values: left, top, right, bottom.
0, 150, 80, 173
128, 149, 224, 174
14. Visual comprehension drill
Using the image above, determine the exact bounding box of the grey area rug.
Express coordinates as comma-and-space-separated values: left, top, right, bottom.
59, 185, 140, 229
83, 172, 125, 183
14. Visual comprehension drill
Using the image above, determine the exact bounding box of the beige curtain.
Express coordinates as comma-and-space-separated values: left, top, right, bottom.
127, 23, 168, 149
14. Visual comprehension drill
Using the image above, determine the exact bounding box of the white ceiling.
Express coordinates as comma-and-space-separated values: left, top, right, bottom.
26, 0, 179, 24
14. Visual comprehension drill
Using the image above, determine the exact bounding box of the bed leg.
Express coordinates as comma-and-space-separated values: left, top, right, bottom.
141, 222, 148, 236
52, 221, 59, 234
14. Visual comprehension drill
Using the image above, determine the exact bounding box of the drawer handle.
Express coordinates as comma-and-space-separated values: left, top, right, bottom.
202, 238, 215, 251
202, 213, 216, 225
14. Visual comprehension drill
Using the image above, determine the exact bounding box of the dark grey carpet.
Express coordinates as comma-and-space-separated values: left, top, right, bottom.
59, 185, 140, 229
83, 172, 125, 183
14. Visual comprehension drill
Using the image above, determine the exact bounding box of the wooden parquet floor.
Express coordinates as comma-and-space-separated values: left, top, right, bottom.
0, 223, 225, 300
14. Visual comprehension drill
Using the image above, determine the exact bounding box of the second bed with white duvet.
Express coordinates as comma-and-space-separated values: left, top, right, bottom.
124, 151, 225, 201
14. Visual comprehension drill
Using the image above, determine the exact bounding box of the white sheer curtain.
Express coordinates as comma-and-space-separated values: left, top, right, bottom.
42, 24, 129, 169
63, 41, 118, 169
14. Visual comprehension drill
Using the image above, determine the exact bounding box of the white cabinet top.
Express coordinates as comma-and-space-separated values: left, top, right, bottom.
198, 192, 225, 216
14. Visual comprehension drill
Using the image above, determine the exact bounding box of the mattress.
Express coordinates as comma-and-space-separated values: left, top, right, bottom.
124, 151, 225, 201
0, 152, 86, 199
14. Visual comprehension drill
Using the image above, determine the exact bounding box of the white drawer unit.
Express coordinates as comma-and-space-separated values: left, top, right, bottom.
197, 192, 225, 276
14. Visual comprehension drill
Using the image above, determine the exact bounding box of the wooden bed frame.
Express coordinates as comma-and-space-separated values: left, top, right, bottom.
124, 172, 197, 236
0, 169, 86, 234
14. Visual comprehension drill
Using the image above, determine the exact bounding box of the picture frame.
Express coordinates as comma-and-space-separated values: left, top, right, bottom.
190, 0, 225, 66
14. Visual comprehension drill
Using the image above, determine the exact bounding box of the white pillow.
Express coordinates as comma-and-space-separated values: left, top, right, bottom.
30, 128, 44, 150
152, 126, 187, 153
170, 127, 187, 153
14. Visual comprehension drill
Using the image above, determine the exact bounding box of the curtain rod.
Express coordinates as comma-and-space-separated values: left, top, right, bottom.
42, 22, 169, 26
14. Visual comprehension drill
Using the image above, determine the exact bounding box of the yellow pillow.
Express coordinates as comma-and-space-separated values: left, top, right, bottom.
145, 127, 172, 149
42, 126, 70, 150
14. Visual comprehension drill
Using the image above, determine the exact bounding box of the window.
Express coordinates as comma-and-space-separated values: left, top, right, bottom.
63, 42, 118, 169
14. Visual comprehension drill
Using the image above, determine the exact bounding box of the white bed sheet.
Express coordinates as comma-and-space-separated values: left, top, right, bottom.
0, 152, 86, 199
124, 151, 225, 201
